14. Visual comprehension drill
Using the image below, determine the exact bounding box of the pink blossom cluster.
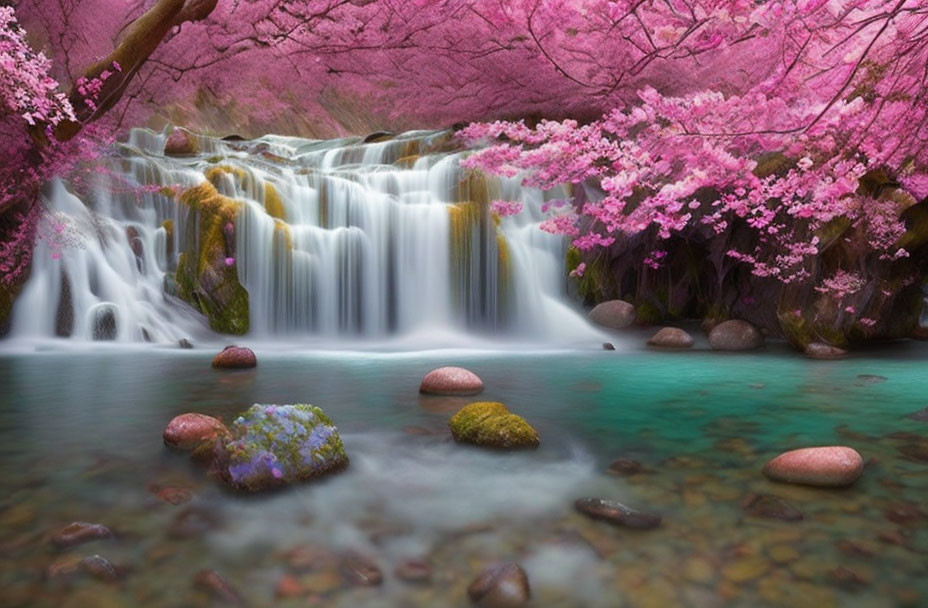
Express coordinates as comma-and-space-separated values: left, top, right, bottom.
459, 0, 928, 287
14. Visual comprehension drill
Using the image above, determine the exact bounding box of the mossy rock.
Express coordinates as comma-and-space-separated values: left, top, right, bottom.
264, 183, 286, 220
566, 246, 617, 304
174, 182, 249, 334
449, 402, 539, 449
218, 404, 349, 493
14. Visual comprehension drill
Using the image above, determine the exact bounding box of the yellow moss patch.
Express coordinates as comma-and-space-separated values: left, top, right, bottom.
175, 181, 249, 334
273, 219, 292, 250
264, 183, 286, 220
449, 402, 539, 449
395, 155, 419, 168
205, 165, 248, 189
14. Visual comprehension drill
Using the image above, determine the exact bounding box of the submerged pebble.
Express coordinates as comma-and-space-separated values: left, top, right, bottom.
741, 493, 803, 521
193, 569, 242, 605
574, 498, 662, 529
467, 562, 531, 608
50, 522, 113, 549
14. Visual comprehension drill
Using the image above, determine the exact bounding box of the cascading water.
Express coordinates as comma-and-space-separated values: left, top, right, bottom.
8, 128, 601, 346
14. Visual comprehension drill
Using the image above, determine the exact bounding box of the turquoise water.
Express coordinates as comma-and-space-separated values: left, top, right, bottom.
1, 344, 927, 606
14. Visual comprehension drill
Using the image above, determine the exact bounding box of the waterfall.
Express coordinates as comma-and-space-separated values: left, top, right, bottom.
7, 128, 600, 346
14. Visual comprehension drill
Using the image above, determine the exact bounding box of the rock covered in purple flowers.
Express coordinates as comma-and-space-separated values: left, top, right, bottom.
217, 404, 348, 492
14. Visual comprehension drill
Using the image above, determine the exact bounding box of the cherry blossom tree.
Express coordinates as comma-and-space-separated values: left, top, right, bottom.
458, 1, 928, 346
3, 0, 928, 345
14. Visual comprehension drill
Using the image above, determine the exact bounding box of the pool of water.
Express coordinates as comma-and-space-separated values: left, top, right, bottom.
1, 342, 927, 607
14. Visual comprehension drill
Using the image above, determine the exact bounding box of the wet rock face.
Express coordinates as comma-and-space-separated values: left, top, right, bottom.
163, 413, 228, 450
574, 498, 662, 530
420, 367, 484, 396
212, 345, 257, 369
467, 563, 531, 608
449, 402, 539, 449
588, 299, 635, 330
648, 327, 694, 348
50, 522, 113, 549
174, 182, 249, 335
164, 129, 199, 157
708, 320, 764, 351
763, 446, 863, 487
92, 307, 118, 340
217, 404, 349, 492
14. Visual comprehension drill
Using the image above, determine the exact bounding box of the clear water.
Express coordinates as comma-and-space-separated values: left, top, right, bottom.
1, 342, 927, 607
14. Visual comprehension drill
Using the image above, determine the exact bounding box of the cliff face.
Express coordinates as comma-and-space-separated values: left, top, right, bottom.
568, 180, 928, 350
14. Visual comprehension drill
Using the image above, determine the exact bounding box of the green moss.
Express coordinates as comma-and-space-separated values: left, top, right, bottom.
635, 301, 664, 325
449, 402, 539, 449
566, 246, 617, 304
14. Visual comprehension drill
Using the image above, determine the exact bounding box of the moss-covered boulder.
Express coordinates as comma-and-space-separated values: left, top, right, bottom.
174, 181, 250, 334
217, 404, 348, 492
449, 402, 539, 449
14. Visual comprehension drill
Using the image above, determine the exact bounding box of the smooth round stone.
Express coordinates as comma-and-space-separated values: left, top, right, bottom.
588, 300, 635, 330
648, 327, 694, 348
211, 345, 257, 369
79, 555, 123, 582
50, 522, 113, 549
805, 342, 847, 360
708, 320, 764, 351
467, 563, 531, 608
419, 367, 484, 396
163, 413, 227, 450
574, 497, 661, 529
763, 446, 863, 487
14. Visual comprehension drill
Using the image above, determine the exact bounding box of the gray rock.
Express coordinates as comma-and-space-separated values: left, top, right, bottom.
589, 300, 635, 330
708, 320, 764, 351
648, 327, 694, 348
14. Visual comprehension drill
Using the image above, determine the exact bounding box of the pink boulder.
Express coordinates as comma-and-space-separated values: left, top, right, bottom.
163, 413, 228, 450
212, 345, 257, 369
763, 446, 863, 487
419, 367, 484, 396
